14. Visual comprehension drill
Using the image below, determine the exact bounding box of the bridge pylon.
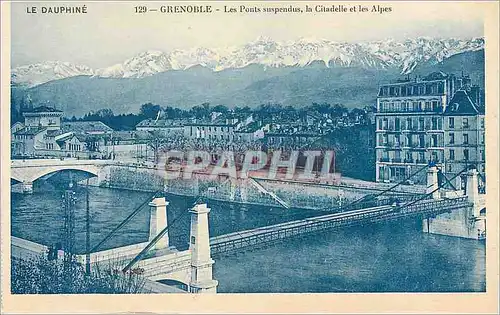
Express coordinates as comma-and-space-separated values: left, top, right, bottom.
149, 197, 169, 250
426, 165, 440, 200
21, 181, 33, 194
465, 168, 482, 218
188, 203, 218, 293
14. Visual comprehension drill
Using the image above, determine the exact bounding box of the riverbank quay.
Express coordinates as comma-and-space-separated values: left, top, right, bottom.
10, 236, 184, 294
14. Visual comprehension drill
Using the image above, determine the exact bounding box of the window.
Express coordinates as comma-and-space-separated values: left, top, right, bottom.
419, 118, 425, 131
449, 133, 455, 144
406, 118, 412, 130
462, 118, 469, 129
449, 117, 455, 129
425, 101, 432, 111
464, 149, 469, 161
191, 236, 196, 244
437, 82, 444, 94
419, 135, 425, 147
463, 134, 469, 145
432, 151, 439, 162
481, 118, 485, 129
412, 101, 420, 111
481, 132, 485, 144
383, 118, 388, 130
449, 149, 455, 160
395, 135, 401, 146
432, 135, 438, 147
418, 85, 425, 95
425, 84, 433, 94
431, 117, 438, 130
405, 152, 412, 161
419, 152, 425, 162
395, 118, 400, 131
432, 101, 439, 111
480, 150, 485, 161
406, 135, 412, 147
378, 118, 383, 130
447, 164, 452, 172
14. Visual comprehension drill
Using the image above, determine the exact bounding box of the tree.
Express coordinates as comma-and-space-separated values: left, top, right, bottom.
140, 103, 161, 119
96, 108, 114, 118
213, 105, 229, 113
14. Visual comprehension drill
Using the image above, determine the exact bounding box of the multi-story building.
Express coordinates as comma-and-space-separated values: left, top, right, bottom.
22, 105, 63, 130
135, 119, 186, 135
375, 71, 485, 185
183, 121, 237, 142
11, 106, 115, 159
443, 89, 485, 187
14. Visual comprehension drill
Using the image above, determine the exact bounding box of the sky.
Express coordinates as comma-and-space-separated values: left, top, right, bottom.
10, 1, 485, 68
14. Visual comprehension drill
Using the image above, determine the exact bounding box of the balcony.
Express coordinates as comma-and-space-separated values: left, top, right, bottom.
416, 159, 427, 164
392, 158, 402, 163
379, 157, 390, 162
404, 159, 414, 163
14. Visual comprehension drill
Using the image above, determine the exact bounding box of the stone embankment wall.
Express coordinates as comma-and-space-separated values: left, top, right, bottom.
89, 165, 417, 211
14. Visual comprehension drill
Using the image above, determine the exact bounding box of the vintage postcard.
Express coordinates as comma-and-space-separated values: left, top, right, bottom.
1, 0, 499, 313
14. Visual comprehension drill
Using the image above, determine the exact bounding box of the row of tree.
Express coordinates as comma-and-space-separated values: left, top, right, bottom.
64, 102, 375, 131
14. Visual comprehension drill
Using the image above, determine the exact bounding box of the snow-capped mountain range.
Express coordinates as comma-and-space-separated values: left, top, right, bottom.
12, 36, 484, 87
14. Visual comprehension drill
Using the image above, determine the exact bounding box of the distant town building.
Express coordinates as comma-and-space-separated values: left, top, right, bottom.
234, 122, 269, 142
135, 119, 186, 135
11, 106, 114, 159
375, 72, 485, 185
62, 121, 114, 135
22, 106, 63, 131
183, 114, 253, 142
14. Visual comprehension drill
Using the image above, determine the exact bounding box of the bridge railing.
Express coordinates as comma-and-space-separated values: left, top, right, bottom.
210, 197, 473, 255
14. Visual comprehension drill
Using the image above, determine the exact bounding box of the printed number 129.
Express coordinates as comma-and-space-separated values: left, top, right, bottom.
135, 6, 147, 13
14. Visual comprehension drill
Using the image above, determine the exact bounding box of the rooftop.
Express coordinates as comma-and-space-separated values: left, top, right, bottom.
13, 126, 47, 136
23, 106, 63, 113
444, 90, 484, 115
136, 119, 187, 128
62, 121, 114, 133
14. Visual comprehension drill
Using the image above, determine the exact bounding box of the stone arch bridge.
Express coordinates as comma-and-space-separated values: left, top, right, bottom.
10, 159, 113, 193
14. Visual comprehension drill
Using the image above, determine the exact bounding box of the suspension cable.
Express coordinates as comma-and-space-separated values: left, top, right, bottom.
345, 163, 430, 209
122, 205, 191, 273
91, 190, 163, 253
392, 166, 470, 213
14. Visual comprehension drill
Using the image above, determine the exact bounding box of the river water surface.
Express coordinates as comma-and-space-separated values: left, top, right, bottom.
11, 185, 485, 292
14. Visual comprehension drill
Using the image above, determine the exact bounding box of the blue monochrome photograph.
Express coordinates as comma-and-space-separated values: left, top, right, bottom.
7, 1, 490, 296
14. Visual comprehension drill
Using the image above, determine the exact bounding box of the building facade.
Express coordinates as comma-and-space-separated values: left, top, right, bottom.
443, 90, 485, 187
375, 72, 485, 185
11, 106, 114, 159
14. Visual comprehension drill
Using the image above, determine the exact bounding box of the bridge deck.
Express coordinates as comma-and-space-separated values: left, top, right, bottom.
209, 197, 472, 255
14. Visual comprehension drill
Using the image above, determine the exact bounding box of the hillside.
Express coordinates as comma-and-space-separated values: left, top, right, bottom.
12, 49, 485, 117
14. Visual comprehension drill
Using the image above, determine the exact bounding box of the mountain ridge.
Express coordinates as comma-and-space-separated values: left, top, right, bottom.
12, 36, 484, 87
10, 49, 484, 118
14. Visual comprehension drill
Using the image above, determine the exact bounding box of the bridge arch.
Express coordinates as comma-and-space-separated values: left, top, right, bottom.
11, 164, 100, 184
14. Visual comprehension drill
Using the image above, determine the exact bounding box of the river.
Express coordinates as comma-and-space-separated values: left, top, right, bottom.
11, 185, 486, 292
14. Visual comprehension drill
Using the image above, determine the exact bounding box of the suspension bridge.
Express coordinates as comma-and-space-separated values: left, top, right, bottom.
11, 163, 486, 293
